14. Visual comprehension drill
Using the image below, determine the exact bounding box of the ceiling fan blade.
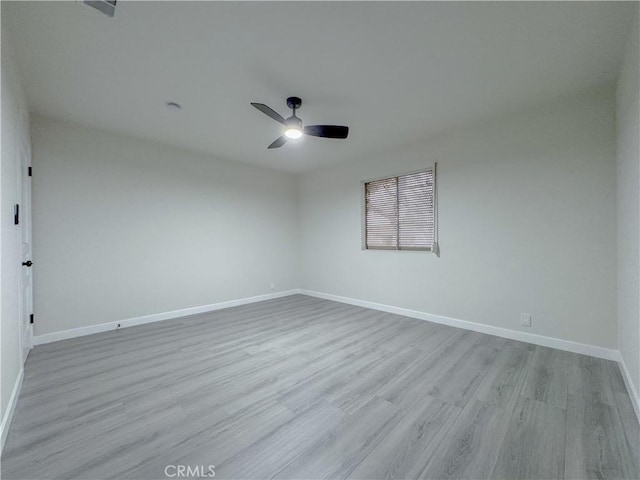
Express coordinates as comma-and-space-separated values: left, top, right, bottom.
268, 136, 288, 149
304, 125, 349, 139
251, 103, 285, 124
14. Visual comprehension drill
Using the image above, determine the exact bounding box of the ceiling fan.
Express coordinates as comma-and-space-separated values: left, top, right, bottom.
251, 97, 349, 149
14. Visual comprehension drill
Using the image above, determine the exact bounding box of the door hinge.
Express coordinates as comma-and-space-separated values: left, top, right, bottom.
14, 204, 19, 225
28, 166, 32, 176
30, 314, 34, 324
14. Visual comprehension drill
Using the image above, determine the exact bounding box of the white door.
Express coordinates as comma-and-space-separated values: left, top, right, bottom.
17, 140, 33, 363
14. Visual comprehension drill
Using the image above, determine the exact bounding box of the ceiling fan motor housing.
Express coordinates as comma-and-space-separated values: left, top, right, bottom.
285, 116, 302, 129
286, 96, 302, 110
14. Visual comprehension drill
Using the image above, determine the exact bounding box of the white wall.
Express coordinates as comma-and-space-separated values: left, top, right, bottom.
1, 31, 30, 436
616, 11, 640, 404
298, 88, 617, 349
31, 115, 298, 335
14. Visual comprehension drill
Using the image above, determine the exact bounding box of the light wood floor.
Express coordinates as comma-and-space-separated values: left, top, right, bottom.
2, 295, 638, 479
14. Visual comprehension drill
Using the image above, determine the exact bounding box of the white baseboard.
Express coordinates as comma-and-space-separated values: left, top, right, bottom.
33, 289, 301, 345
1, 368, 24, 452
299, 289, 620, 361
618, 353, 640, 422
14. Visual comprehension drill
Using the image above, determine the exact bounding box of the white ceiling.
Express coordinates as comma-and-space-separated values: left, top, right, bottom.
3, 1, 635, 172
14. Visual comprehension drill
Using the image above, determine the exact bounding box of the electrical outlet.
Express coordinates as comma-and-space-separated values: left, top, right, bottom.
520, 314, 531, 327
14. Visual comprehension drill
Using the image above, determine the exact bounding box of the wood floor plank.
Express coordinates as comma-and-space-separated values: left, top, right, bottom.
520, 346, 572, 409
214, 399, 346, 479
377, 330, 482, 409
420, 400, 512, 479
569, 354, 620, 408
277, 347, 396, 414
565, 393, 639, 480
425, 335, 506, 408
273, 396, 401, 479
348, 396, 462, 480
492, 396, 566, 479
129, 398, 296, 479
326, 346, 427, 414
613, 391, 640, 475
475, 343, 532, 410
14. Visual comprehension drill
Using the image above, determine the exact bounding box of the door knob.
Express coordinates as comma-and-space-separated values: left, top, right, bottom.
22, 260, 33, 267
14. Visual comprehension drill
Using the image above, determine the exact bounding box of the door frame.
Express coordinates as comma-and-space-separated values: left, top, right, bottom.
17, 136, 33, 364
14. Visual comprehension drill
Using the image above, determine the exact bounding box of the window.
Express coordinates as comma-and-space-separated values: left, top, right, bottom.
364, 168, 438, 252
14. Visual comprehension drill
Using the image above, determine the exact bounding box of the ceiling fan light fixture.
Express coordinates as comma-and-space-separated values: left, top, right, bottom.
284, 127, 303, 139
284, 116, 303, 139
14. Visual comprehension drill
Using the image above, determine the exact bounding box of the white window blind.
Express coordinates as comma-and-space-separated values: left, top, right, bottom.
365, 169, 436, 251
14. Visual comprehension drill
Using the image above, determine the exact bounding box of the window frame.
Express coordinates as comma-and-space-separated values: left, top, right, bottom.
361, 165, 439, 255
